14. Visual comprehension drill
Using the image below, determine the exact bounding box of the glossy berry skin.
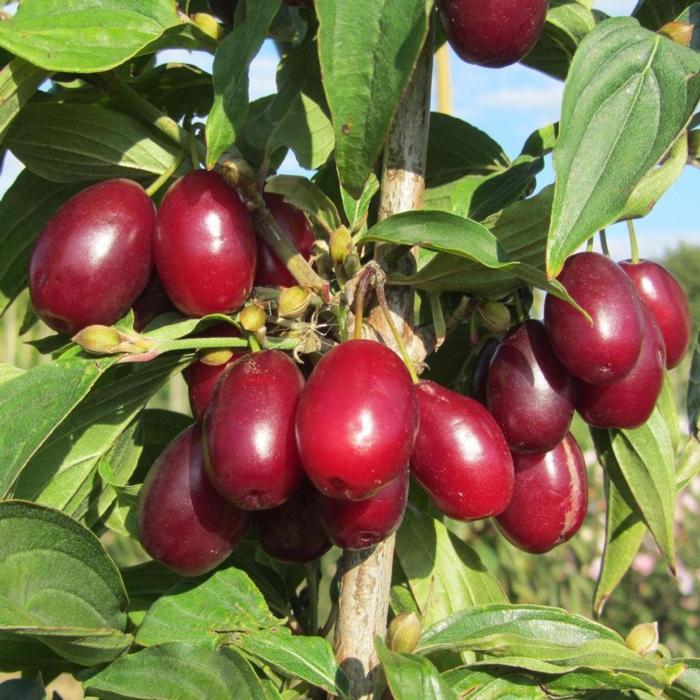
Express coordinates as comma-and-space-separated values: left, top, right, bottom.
438, 0, 549, 68
29, 179, 155, 335
470, 338, 499, 405
411, 381, 514, 521
544, 252, 644, 385
620, 259, 692, 369
204, 351, 305, 510
487, 320, 576, 454
577, 311, 666, 430
183, 323, 247, 419
132, 272, 176, 332
316, 468, 409, 550
154, 170, 257, 317
496, 433, 588, 554
138, 424, 249, 576
255, 193, 315, 288
254, 482, 331, 564
296, 340, 419, 500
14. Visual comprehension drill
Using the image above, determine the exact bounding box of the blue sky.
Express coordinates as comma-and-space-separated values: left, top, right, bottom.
1, 0, 696, 262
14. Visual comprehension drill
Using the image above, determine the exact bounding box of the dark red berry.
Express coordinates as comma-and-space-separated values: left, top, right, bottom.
255, 193, 315, 288
316, 468, 409, 550
138, 423, 249, 576
132, 272, 176, 332
204, 350, 305, 510
496, 433, 588, 554
438, 0, 549, 68
154, 170, 257, 317
470, 338, 499, 405
254, 481, 331, 564
411, 381, 514, 521
544, 252, 644, 385
576, 310, 665, 430
29, 179, 155, 335
620, 259, 692, 369
487, 320, 576, 454
296, 340, 419, 501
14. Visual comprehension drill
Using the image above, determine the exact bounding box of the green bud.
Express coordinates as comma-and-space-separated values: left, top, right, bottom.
240, 304, 266, 332
192, 13, 225, 41
387, 612, 420, 654
625, 622, 659, 656
199, 349, 234, 366
279, 286, 312, 318
479, 301, 511, 334
330, 226, 353, 264
72, 325, 122, 354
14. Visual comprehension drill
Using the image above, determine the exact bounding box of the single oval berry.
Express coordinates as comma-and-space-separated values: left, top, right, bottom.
254, 481, 331, 564
487, 320, 576, 454
29, 179, 155, 335
411, 381, 514, 521
138, 423, 249, 576
296, 339, 419, 500
204, 350, 305, 510
620, 259, 692, 369
496, 433, 588, 554
255, 193, 315, 288
154, 170, 257, 317
544, 252, 644, 385
316, 468, 409, 550
576, 310, 666, 430
438, 0, 549, 68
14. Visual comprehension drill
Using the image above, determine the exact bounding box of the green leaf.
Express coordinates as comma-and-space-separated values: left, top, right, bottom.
0, 0, 180, 73
135, 568, 277, 647
395, 506, 506, 628
316, 0, 433, 196
633, 0, 697, 29
543, 667, 652, 695
375, 638, 457, 700
232, 628, 349, 697
341, 173, 379, 234
547, 17, 700, 277
206, 0, 281, 168
668, 658, 700, 700
0, 356, 116, 498
687, 332, 700, 440
0, 501, 130, 667
443, 667, 547, 699
7, 103, 181, 183
0, 364, 24, 385
0, 171, 83, 316
0, 58, 47, 144
85, 642, 268, 700
13, 355, 184, 523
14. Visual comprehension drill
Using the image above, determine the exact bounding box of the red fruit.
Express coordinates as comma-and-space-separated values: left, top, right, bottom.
496, 434, 588, 554
620, 259, 692, 369
296, 340, 419, 500
132, 272, 176, 332
544, 252, 644, 385
184, 323, 246, 419
255, 193, 315, 288
29, 179, 155, 335
254, 482, 331, 563
470, 338, 499, 405
577, 311, 666, 430
411, 381, 513, 520
487, 320, 576, 454
316, 468, 409, 550
154, 170, 257, 317
438, 0, 549, 68
138, 424, 249, 576
204, 350, 305, 510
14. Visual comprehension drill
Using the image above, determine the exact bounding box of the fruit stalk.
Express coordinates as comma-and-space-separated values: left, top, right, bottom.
331, 29, 433, 700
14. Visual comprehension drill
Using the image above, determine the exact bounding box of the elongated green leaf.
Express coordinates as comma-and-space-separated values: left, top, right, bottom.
443, 667, 546, 699
7, 103, 181, 183
233, 629, 349, 697
0, 357, 116, 498
0, 171, 83, 316
668, 658, 700, 700
316, 0, 433, 196
206, 0, 281, 168
85, 642, 267, 700
633, 0, 697, 29
341, 173, 380, 234
136, 568, 277, 647
0, 364, 23, 385
0, 0, 180, 73
395, 506, 506, 628
547, 18, 700, 277
376, 638, 457, 700
688, 332, 700, 440
0, 501, 130, 667
543, 667, 652, 695
0, 58, 47, 144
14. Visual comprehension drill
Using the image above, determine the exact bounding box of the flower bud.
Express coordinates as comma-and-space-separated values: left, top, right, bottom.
479, 301, 511, 334
279, 286, 312, 318
387, 612, 420, 654
330, 226, 353, 265
658, 21, 693, 46
73, 325, 121, 354
199, 349, 235, 366
192, 13, 225, 41
240, 304, 266, 332
625, 622, 659, 656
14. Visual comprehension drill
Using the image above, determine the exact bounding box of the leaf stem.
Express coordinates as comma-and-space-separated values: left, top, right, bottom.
627, 220, 640, 264
145, 151, 187, 197
303, 561, 321, 636
599, 229, 610, 256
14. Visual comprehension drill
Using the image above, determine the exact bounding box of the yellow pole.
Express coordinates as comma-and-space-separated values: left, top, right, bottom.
435, 41, 453, 115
